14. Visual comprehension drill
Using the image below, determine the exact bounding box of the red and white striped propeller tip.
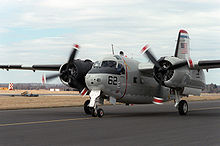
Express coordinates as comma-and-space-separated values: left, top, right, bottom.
73, 44, 80, 49
141, 44, 150, 54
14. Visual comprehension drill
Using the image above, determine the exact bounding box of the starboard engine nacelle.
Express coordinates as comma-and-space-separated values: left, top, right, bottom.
153, 56, 190, 88
59, 59, 93, 89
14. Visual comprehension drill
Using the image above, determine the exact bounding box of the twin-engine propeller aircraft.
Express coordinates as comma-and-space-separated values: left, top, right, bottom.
1, 30, 220, 117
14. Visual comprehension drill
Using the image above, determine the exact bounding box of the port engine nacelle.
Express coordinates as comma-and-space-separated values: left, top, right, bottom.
59, 59, 93, 90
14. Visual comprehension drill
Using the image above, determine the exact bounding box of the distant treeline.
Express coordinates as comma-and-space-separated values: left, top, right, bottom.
0, 83, 76, 91
0, 83, 219, 93
203, 83, 220, 93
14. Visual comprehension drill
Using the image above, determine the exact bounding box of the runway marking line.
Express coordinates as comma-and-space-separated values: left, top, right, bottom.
0, 117, 96, 127
0, 115, 118, 127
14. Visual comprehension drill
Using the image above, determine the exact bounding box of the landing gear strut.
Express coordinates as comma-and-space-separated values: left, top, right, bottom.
84, 100, 91, 115
174, 90, 188, 115
83, 100, 104, 118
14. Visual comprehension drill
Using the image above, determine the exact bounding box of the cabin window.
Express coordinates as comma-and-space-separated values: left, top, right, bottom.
133, 77, 137, 83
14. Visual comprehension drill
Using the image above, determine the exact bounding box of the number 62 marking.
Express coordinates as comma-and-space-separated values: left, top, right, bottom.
108, 76, 117, 85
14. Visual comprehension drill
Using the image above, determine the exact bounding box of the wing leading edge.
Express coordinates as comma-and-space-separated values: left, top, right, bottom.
193, 60, 220, 70
0, 64, 61, 71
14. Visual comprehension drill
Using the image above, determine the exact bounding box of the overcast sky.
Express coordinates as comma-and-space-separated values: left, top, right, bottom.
0, 0, 220, 84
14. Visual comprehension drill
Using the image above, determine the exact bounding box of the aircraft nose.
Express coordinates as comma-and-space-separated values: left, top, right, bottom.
85, 74, 104, 90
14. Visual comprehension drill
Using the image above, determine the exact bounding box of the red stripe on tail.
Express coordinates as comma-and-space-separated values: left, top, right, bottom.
179, 29, 188, 34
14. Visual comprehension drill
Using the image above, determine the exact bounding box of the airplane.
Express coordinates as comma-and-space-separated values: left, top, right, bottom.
1, 29, 220, 118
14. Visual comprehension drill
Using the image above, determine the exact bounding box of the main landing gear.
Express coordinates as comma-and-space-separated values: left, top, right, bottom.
84, 100, 104, 118
178, 100, 188, 115
174, 90, 188, 115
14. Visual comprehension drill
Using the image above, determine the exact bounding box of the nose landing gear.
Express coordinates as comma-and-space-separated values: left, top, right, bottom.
84, 100, 92, 115
83, 99, 104, 118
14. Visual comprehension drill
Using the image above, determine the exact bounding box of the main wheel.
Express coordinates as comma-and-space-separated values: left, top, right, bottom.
97, 108, 104, 118
178, 100, 188, 115
84, 100, 91, 115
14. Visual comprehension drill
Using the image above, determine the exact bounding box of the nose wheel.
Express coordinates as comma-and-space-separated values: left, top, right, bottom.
83, 100, 104, 118
97, 108, 104, 117
91, 107, 104, 118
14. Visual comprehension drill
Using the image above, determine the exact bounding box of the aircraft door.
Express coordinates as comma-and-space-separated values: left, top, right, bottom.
117, 63, 126, 96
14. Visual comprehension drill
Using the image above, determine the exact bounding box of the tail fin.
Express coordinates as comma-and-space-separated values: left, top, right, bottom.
174, 30, 190, 59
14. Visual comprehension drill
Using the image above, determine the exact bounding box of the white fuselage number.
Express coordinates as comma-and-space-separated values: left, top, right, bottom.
108, 76, 118, 85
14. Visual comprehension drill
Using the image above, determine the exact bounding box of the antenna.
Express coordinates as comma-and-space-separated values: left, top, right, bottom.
111, 44, 115, 55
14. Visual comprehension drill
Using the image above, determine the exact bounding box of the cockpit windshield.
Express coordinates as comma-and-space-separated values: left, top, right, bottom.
101, 61, 117, 68
93, 61, 101, 67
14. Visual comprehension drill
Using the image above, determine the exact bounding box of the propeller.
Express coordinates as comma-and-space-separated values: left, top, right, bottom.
45, 44, 90, 96
46, 73, 61, 81
141, 44, 188, 84
46, 44, 79, 82
141, 45, 161, 69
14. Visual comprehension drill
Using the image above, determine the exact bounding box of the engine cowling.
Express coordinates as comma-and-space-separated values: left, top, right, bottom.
153, 57, 190, 88
59, 59, 93, 90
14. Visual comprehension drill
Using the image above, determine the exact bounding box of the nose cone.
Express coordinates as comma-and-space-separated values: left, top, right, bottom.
85, 73, 105, 91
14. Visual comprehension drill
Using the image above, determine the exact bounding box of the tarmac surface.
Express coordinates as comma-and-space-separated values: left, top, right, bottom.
0, 100, 220, 146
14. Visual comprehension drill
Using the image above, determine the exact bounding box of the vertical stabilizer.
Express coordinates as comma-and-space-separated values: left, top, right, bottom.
174, 30, 190, 59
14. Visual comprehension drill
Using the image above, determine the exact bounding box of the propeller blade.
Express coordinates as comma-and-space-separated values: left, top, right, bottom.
67, 44, 79, 64
46, 73, 61, 81
65, 44, 80, 75
141, 45, 161, 69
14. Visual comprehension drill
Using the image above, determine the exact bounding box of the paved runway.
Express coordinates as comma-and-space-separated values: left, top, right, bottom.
0, 100, 220, 146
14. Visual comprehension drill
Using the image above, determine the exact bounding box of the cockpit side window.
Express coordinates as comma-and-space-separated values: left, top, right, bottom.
101, 61, 117, 68
114, 55, 122, 60
117, 63, 125, 74
93, 61, 101, 68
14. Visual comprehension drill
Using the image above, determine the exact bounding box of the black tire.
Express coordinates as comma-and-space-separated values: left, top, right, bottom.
84, 100, 91, 115
178, 100, 188, 115
91, 108, 97, 117
97, 108, 104, 118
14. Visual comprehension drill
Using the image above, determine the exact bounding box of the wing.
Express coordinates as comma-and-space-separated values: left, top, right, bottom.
138, 63, 154, 77
0, 64, 61, 71
193, 60, 220, 70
